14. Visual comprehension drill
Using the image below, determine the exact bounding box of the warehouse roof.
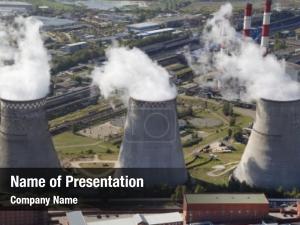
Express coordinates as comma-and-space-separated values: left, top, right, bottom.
0, 1, 32, 6
185, 194, 269, 204
33, 16, 76, 27
67, 42, 87, 47
137, 28, 175, 37
87, 212, 182, 225
127, 22, 160, 29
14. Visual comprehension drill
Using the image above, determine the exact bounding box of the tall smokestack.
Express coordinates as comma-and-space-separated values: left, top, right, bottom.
261, 0, 272, 50
243, 3, 253, 38
233, 98, 300, 189
117, 97, 187, 185
0, 98, 60, 168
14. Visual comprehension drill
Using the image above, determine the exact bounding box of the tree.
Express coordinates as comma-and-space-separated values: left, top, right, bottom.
233, 128, 243, 142
229, 116, 236, 126
87, 149, 95, 155
106, 148, 113, 154
172, 185, 187, 202
71, 124, 79, 134
274, 32, 287, 50
191, 132, 198, 139
228, 128, 233, 137
73, 75, 83, 85
223, 102, 233, 116
194, 184, 205, 194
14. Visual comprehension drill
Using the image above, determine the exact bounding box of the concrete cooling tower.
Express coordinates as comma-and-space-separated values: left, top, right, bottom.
117, 97, 187, 185
233, 98, 300, 189
0, 98, 60, 168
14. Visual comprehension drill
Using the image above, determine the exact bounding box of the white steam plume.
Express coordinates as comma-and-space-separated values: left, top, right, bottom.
92, 46, 176, 102
0, 17, 50, 101
190, 3, 300, 101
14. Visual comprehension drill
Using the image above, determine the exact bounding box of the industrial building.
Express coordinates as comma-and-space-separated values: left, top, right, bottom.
0, 1, 33, 11
46, 86, 99, 119
127, 22, 161, 33
136, 28, 175, 38
33, 16, 79, 31
61, 42, 88, 53
183, 194, 269, 224
117, 97, 187, 185
233, 98, 300, 189
0, 98, 60, 168
152, 14, 203, 28
66, 211, 183, 225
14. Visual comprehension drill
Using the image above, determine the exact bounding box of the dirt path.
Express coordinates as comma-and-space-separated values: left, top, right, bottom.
207, 161, 239, 177
70, 154, 117, 167
56, 142, 102, 149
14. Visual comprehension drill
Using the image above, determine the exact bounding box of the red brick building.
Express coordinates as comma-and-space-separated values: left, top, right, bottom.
183, 194, 269, 224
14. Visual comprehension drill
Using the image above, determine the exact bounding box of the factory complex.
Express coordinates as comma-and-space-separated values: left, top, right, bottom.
0, 0, 299, 225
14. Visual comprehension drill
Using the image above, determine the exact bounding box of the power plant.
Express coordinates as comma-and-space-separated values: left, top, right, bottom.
117, 97, 187, 185
0, 97, 60, 168
233, 98, 300, 189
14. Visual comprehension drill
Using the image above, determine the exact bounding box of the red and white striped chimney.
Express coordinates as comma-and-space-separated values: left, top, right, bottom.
261, 0, 272, 49
243, 3, 252, 38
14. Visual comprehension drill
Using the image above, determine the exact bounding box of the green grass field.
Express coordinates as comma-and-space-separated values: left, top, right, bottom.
53, 132, 119, 160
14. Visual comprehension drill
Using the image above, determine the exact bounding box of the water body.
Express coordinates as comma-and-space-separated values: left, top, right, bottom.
60, 0, 148, 10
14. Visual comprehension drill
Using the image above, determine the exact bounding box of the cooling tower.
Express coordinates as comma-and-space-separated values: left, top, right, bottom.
117, 97, 187, 185
0, 98, 60, 168
233, 98, 300, 189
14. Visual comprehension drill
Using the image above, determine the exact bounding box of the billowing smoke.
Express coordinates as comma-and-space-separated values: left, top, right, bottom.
0, 17, 50, 101
189, 3, 300, 101
92, 46, 176, 102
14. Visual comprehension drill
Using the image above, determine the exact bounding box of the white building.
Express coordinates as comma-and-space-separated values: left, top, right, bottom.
127, 22, 161, 33
67, 211, 183, 225
0, 1, 32, 15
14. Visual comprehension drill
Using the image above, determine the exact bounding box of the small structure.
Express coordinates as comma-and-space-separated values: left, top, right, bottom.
66, 211, 87, 225
183, 194, 269, 224
127, 22, 161, 33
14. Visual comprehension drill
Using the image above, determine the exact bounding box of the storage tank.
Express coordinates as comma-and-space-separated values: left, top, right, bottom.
233, 98, 300, 189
